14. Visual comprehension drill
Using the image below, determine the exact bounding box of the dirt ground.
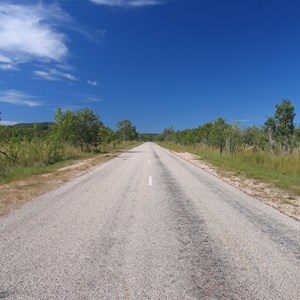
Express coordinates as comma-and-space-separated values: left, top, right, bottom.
172, 151, 300, 221
0, 154, 113, 216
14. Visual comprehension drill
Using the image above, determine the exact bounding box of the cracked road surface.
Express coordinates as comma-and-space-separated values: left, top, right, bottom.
1, 143, 300, 299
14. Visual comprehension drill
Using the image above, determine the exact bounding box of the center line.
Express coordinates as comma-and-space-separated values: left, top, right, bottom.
149, 176, 153, 186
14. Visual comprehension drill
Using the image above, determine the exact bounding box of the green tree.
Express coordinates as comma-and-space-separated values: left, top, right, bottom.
274, 99, 295, 153
292, 127, 300, 152
209, 117, 230, 156
242, 126, 265, 151
0, 111, 9, 159
198, 122, 213, 145
162, 126, 176, 142
53, 107, 104, 151
117, 119, 138, 141
227, 122, 242, 153
264, 117, 277, 153
98, 127, 115, 145
76, 108, 104, 150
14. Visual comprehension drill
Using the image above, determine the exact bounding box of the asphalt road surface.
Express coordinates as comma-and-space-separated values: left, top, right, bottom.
1, 143, 300, 299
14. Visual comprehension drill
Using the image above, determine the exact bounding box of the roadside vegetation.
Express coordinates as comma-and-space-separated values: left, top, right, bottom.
157, 99, 300, 196
0, 108, 139, 184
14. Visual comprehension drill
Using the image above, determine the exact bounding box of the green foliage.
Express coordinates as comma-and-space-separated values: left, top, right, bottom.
0, 108, 139, 182
138, 133, 160, 142
160, 141, 300, 195
159, 99, 299, 156
158, 99, 300, 194
274, 99, 295, 152
117, 119, 138, 141
161, 127, 176, 142
53, 108, 104, 151
209, 117, 230, 156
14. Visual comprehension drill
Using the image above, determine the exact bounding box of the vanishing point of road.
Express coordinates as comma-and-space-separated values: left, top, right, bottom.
1, 143, 300, 299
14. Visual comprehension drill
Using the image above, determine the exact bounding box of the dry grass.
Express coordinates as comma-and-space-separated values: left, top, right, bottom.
159, 142, 300, 195
170, 150, 300, 221
0, 154, 111, 216
0, 142, 140, 216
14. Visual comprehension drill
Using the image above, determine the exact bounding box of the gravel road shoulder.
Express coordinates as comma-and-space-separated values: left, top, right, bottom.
171, 150, 300, 221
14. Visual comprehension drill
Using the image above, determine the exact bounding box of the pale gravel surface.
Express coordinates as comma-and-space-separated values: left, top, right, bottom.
0, 143, 299, 299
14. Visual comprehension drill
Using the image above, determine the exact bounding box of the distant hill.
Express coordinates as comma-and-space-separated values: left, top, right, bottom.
139, 133, 160, 141
13, 122, 53, 131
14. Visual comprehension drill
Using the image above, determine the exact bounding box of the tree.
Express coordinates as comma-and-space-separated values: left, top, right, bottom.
274, 99, 295, 153
209, 117, 230, 156
117, 119, 138, 141
292, 127, 300, 152
198, 122, 213, 145
0, 111, 10, 160
53, 108, 104, 151
264, 117, 277, 153
227, 122, 242, 153
76, 108, 104, 150
242, 126, 265, 151
161, 126, 176, 142
98, 127, 115, 145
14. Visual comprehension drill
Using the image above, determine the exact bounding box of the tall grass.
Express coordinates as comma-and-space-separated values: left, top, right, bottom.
0, 139, 140, 184
0, 140, 82, 183
159, 142, 300, 195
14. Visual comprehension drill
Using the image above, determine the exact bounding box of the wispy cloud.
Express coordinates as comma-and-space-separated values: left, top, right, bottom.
79, 93, 102, 103
34, 67, 78, 81
0, 90, 42, 107
0, 120, 17, 126
0, 63, 16, 71
87, 80, 99, 87
66, 92, 103, 103
0, 3, 70, 70
0, 53, 16, 70
90, 0, 162, 7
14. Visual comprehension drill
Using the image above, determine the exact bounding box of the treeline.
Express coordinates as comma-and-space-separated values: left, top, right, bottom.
159, 99, 300, 156
0, 108, 138, 176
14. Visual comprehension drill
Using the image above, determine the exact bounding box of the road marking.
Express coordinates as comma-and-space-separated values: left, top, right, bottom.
148, 160, 151, 164
149, 176, 153, 186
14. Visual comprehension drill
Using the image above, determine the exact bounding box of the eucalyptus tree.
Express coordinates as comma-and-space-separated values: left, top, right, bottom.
54, 108, 104, 151
117, 119, 138, 141
209, 117, 230, 156
274, 99, 295, 153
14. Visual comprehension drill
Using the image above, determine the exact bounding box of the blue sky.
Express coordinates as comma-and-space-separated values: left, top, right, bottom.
0, 0, 300, 133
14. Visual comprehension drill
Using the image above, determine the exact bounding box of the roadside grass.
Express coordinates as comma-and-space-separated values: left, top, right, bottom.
0, 141, 141, 216
158, 142, 300, 196
0, 141, 140, 185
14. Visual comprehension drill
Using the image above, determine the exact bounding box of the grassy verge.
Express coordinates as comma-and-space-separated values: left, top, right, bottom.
0, 141, 141, 215
158, 142, 300, 196
0, 141, 141, 185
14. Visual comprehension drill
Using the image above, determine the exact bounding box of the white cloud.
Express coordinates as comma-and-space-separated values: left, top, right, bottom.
55, 64, 75, 71
0, 63, 16, 70
0, 54, 12, 63
0, 90, 42, 107
0, 53, 16, 69
0, 3, 70, 70
87, 80, 99, 87
63, 73, 78, 81
70, 92, 103, 103
33, 70, 57, 81
34, 68, 78, 81
0, 120, 17, 126
90, 0, 162, 7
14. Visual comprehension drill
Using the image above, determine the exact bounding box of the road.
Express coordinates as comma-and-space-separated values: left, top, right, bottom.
0, 143, 300, 299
